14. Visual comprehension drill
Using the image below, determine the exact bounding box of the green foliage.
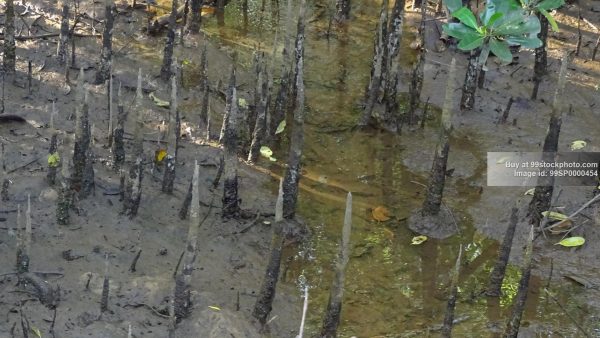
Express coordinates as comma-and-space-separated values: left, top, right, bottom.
443, 0, 545, 64
520, 0, 565, 31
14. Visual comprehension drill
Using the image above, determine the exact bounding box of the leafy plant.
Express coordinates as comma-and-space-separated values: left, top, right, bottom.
519, 0, 565, 32
443, 0, 544, 64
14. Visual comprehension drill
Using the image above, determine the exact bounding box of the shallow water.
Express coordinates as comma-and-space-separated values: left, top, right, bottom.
152, 0, 598, 336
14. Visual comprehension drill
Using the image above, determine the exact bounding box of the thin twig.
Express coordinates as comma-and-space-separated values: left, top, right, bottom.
172, 250, 185, 279
237, 211, 261, 234
539, 188, 563, 239
544, 194, 600, 231
7, 157, 41, 174
124, 303, 170, 318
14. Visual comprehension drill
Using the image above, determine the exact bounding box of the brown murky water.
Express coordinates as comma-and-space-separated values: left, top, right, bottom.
152, 0, 598, 336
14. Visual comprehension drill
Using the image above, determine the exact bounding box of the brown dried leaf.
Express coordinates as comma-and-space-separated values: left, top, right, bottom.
372, 206, 391, 222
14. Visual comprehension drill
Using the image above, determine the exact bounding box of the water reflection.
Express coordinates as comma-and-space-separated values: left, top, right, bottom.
149, 0, 598, 335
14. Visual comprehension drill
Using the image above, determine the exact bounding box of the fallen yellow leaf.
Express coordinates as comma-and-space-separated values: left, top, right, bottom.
155, 148, 167, 163
31, 327, 42, 338
570, 140, 587, 150
149, 92, 170, 108
260, 146, 273, 158
275, 120, 286, 134
541, 211, 568, 221
411, 235, 428, 245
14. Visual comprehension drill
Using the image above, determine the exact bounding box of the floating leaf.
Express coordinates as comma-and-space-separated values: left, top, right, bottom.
155, 148, 167, 163
208, 305, 221, 311
275, 120, 286, 134
541, 211, 568, 221
149, 92, 169, 108
372, 206, 391, 222
47, 152, 60, 168
260, 146, 273, 158
524, 188, 535, 196
411, 235, 428, 245
555, 236, 585, 247
269, 157, 277, 162
570, 140, 587, 150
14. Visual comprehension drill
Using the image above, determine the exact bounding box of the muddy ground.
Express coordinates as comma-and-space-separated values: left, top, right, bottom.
0, 1, 305, 337
1, 0, 600, 337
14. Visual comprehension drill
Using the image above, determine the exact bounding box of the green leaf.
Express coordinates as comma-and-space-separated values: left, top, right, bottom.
490, 38, 513, 63
487, 12, 504, 26
524, 188, 535, 195
442, 23, 479, 41
506, 35, 543, 48
539, 8, 559, 32
570, 140, 587, 150
457, 34, 485, 50
480, 2, 499, 26
492, 10, 526, 31
498, 15, 541, 35
275, 120, 286, 134
536, 0, 564, 11
445, 0, 463, 13
555, 237, 585, 247
491, 0, 520, 14
541, 211, 568, 221
452, 7, 480, 30
238, 98, 248, 108
260, 146, 273, 158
